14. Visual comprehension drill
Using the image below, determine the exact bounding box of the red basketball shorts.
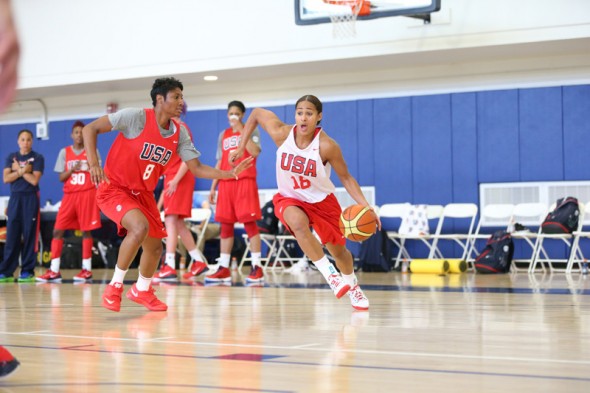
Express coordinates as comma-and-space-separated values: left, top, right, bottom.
54, 188, 102, 231
273, 193, 346, 246
215, 178, 261, 224
163, 171, 195, 219
96, 182, 166, 239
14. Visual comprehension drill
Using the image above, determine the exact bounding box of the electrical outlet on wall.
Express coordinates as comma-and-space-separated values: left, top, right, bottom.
36, 123, 48, 140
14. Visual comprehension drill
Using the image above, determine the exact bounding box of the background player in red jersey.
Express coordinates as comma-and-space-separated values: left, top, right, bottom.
205, 101, 264, 285
154, 103, 209, 282
83, 78, 252, 312
36, 121, 102, 283
230, 95, 379, 310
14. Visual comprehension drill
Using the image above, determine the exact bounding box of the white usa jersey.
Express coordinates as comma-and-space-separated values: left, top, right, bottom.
276, 126, 335, 203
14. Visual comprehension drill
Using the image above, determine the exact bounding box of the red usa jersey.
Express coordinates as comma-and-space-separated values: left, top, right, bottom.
105, 108, 179, 191
276, 126, 335, 203
219, 127, 257, 180
63, 146, 94, 193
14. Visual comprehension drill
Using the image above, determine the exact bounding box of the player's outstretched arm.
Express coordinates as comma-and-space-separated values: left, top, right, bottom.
230, 108, 289, 163
186, 157, 254, 180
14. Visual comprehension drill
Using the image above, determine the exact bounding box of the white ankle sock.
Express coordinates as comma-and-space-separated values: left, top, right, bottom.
312, 256, 337, 280
50, 259, 60, 273
342, 273, 357, 288
165, 253, 175, 268
251, 252, 262, 267
188, 249, 203, 263
218, 253, 230, 268
82, 258, 91, 271
110, 265, 128, 286
136, 273, 152, 291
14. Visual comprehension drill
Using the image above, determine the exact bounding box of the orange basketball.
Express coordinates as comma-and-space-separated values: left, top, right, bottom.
339, 205, 377, 242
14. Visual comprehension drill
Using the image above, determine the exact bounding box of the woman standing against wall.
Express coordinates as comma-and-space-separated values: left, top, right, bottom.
205, 101, 264, 284
0, 129, 45, 282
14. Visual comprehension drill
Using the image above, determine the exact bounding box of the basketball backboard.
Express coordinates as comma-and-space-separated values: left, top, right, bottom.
294, 0, 441, 25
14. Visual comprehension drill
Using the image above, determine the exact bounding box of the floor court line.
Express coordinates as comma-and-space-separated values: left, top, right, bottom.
5, 343, 589, 384
3, 332, 589, 366
265, 359, 590, 383
0, 381, 293, 392
28, 277, 590, 296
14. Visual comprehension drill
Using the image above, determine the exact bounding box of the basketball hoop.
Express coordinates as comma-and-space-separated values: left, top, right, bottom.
323, 0, 371, 39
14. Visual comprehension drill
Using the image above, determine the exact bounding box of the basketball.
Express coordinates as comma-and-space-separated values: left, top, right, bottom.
339, 205, 377, 242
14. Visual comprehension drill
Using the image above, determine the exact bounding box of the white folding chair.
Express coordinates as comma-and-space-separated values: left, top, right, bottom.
395, 204, 444, 263
378, 203, 411, 268
467, 204, 515, 265
510, 202, 549, 272
427, 203, 479, 264
239, 233, 278, 270
185, 208, 212, 253
184, 208, 212, 265
529, 201, 585, 273
566, 201, 590, 273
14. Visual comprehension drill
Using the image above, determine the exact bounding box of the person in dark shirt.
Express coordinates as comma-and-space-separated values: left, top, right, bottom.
0, 129, 45, 282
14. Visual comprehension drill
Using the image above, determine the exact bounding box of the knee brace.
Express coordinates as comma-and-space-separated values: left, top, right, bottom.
244, 221, 260, 238
220, 222, 235, 239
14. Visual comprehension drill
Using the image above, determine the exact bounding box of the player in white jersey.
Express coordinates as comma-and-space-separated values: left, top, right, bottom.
230, 95, 380, 310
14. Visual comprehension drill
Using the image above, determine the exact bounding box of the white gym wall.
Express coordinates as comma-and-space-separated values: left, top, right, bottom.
2, 0, 589, 122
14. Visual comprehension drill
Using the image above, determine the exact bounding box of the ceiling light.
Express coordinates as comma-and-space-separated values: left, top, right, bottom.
203, 75, 218, 81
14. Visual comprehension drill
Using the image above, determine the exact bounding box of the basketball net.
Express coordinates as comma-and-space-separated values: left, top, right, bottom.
325, 0, 367, 39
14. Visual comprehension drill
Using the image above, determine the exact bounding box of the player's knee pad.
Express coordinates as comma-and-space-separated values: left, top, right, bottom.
220, 222, 235, 239
243, 221, 260, 238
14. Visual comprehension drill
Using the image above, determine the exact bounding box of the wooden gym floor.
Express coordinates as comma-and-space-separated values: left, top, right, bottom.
0, 267, 589, 392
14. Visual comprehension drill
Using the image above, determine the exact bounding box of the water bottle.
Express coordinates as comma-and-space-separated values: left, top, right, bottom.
582, 261, 589, 275
401, 259, 409, 274
231, 257, 238, 271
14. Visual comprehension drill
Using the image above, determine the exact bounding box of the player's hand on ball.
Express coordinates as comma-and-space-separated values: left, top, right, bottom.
230, 156, 254, 179
370, 206, 382, 230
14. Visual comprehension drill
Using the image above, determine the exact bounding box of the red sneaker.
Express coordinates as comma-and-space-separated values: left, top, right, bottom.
204, 266, 231, 283
0, 346, 20, 380
35, 269, 62, 283
182, 261, 209, 279
246, 266, 264, 283
102, 283, 124, 312
126, 283, 168, 311
73, 269, 93, 282
153, 264, 178, 282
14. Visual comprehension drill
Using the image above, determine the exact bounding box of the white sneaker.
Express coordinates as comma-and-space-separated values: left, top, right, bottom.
348, 285, 369, 310
285, 257, 310, 273
327, 274, 351, 299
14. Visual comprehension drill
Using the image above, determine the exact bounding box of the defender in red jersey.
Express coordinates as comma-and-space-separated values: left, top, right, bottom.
155, 104, 209, 282
36, 121, 102, 283
206, 101, 264, 285
230, 95, 381, 311
83, 78, 253, 312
